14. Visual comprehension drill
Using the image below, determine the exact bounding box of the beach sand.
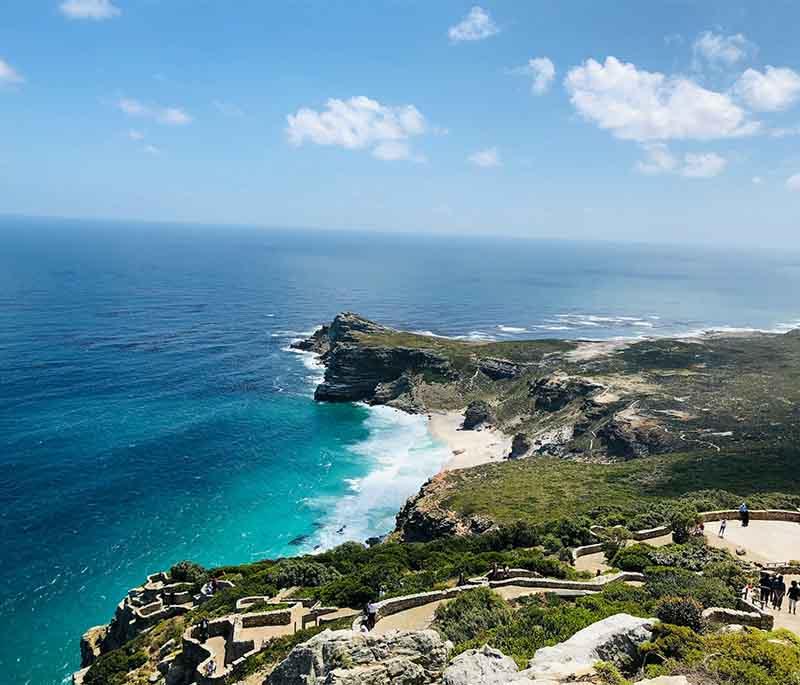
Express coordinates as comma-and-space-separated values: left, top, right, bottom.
429, 410, 512, 471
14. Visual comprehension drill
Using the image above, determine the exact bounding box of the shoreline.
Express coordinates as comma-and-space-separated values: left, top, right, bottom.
428, 410, 512, 471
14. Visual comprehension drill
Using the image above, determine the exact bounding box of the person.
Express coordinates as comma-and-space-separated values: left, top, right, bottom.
774, 575, 787, 611
739, 502, 750, 527
457, 570, 466, 586
210, 576, 219, 594
759, 573, 772, 607
366, 600, 378, 630
490, 562, 499, 580
199, 617, 209, 642
788, 580, 800, 615
718, 518, 727, 538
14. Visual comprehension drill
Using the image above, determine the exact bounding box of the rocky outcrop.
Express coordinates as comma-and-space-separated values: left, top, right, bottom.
463, 400, 495, 430
79, 626, 107, 667
395, 475, 495, 542
596, 412, 677, 460
441, 614, 656, 684
529, 373, 604, 412
524, 613, 655, 681
508, 433, 531, 459
267, 628, 451, 685
479, 358, 523, 381
443, 645, 519, 685
294, 313, 455, 411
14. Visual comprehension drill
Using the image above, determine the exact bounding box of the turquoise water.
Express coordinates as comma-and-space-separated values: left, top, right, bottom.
2, 217, 800, 684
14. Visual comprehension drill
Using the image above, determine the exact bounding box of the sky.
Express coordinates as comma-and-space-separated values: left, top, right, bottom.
1, 0, 800, 246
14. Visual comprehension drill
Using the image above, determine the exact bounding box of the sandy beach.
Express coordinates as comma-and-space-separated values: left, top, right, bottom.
429, 410, 513, 471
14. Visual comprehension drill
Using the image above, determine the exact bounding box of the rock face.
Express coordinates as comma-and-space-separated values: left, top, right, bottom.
267, 628, 450, 685
479, 358, 523, 381
443, 645, 519, 685
395, 475, 495, 542
463, 400, 495, 430
523, 613, 655, 681
596, 413, 676, 460
529, 373, 604, 412
79, 626, 107, 667
293, 313, 455, 411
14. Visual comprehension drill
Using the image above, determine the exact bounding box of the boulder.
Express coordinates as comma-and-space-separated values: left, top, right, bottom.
463, 400, 495, 430
267, 629, 451, 685
443, 645, 519, 685
508, 433, 531, 459
521, 613, 655, 681
79, 625, 107, 667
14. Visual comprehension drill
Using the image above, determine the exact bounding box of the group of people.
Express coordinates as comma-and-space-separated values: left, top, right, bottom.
757, 573, 800, 613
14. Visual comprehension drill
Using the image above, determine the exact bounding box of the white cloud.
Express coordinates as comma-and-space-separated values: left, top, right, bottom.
788, 174, 800, 192
681, 152, 727, 178
515, 57, 555, 95
692, 31, 753, 67
286, 96, 427, 161
636, 143, 678, 175
636, 144, 726, 178
144, 144, 161, 156
733, 66, 800, 112
469, 147, 500, 167
448, 6, 499, 43
564, 56, 758, 141
116, 98, 192, 126
60, 0, 121, 20
0, 58, 24, 85
127, 129, 145, 141
752, 176, 763, 184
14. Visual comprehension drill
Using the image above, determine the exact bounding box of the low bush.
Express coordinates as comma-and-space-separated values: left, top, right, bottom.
645, 566, 736, 609
169, 560, 207, 584
655, 595, 704, 631
433, 587, 512, 645
84, 637, 148, 685
612, 544, 655, 572
266, 559, 341, 588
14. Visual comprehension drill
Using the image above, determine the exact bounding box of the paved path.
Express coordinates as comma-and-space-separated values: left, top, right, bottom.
705, 519, 800, 565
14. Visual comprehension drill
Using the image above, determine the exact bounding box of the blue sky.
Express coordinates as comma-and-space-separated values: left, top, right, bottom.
2, 1, 800, 245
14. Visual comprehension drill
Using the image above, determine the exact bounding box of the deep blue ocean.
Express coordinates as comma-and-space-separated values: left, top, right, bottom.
2, 217, 800, 685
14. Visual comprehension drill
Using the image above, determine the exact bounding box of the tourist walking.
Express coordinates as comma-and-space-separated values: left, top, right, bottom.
788, 580, 800, 615
739, 502, 749, 527
718, 518, 727, 538
366, 600, 378, 630
759, 573, 772, 607
773, 575, 786, 610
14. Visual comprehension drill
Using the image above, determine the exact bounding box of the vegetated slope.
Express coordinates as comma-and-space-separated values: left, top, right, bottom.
296, 314, 800, 540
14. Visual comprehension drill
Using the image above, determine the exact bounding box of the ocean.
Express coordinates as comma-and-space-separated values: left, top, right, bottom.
2, 217, 800, 685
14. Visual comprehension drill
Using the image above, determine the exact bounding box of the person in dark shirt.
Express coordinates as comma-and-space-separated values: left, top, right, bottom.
788, 580, 800, 615
773, 575, 787, 610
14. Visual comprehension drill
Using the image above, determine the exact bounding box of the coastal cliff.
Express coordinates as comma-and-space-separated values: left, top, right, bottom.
296, 313, 800, 541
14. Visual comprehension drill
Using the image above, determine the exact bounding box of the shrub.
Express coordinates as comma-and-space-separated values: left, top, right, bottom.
646, 566, 736, 609
655, 595, 704, 631
601, 527, 631, 564
541, 534, 563, 555
169, 560, 207, 584
703, 559, 749, 591
267, 559, 340, 588
84, 639, 148, 685
433, 587, 512, 645
317, 576, 374, 609
613, 544, 654, 572
669, 505, 699, 544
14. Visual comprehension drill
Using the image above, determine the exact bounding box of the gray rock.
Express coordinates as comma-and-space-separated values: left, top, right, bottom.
508, 433, 531, 459
521, 613, 655, 681
267, 629, 450, 685
443, 645, 519, 685
529, 372, 604, 412
479, 358, 522, 381
463, 400, 495, 430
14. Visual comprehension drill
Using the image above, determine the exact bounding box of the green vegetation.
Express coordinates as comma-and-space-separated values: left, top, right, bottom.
642, 624, 800, 685
169, 560, 207, 585
433, 587, 512, 645
84, 636, 148, 685
436, 450, 800, 531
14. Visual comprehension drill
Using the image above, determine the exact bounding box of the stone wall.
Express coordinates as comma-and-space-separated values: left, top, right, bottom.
240, 607, 294, 628
702, 597, 774, 630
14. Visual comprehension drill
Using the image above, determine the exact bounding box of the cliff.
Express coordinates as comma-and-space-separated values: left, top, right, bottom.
296, 314, 800, 541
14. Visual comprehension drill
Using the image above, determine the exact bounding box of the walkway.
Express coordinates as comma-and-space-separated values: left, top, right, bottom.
705, 519, 800, 565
